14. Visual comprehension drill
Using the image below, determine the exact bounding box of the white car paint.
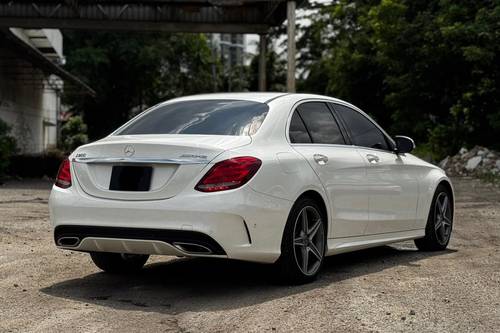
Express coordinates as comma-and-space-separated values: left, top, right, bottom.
49, 92, 453, 264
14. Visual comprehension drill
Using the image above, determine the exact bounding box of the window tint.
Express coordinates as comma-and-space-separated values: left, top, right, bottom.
296, 102, 345, 144
333, 104, 390, 150
289, 111, 312, 143
117, 100, 268, 136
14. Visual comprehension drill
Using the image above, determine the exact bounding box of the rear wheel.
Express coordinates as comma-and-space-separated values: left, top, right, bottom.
415, 184, 453, 251
90, 252, 149, 273
275, 197, 326, 284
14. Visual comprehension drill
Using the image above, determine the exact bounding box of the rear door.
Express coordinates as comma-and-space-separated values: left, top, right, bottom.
289, 101, 369, 238
331, 103, 419, 234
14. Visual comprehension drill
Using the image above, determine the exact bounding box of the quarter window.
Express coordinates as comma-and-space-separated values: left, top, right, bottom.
333, 104, 390, 150
293, 102, 345, 145
289, 111, 312, 143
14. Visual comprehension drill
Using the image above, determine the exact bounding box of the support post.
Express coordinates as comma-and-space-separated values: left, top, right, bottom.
286, 0, 296, 92
258, 33, 267, 92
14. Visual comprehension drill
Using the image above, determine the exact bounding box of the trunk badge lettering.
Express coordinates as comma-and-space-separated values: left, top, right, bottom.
180, 154, 207, 160
124, 145, 135, 157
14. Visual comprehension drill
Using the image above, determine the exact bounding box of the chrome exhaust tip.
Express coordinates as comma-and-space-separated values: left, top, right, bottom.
57, 236, 80, 247
173, 242, 213, 254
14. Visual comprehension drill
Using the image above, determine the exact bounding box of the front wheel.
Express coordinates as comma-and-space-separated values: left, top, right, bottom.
275, 197, 326, 284
415, 184, 453, 251
90, 252, 149, 273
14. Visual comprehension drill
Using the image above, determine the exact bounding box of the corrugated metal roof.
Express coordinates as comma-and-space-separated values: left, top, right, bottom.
0, 1, 301, 33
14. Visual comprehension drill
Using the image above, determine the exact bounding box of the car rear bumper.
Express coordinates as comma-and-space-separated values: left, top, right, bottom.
49, 183, 292, 263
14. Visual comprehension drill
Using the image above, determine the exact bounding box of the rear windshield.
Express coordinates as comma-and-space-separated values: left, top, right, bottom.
117, 99, 269, 136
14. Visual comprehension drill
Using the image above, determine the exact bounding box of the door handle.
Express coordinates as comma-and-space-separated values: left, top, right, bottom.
366, 154, 380, 164
313, 154, 329, 165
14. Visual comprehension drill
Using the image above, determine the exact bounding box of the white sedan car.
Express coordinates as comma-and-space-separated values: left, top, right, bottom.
50, 93, 454, 283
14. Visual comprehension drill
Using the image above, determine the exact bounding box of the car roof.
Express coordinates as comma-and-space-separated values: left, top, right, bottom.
171, 92, 290, 104
170, 92, 358, 106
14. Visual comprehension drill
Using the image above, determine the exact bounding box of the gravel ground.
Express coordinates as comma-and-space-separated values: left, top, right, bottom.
0, 177, 499, 333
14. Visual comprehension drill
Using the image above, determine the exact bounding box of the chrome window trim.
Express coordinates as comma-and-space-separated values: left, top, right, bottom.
286, 98, 397, 154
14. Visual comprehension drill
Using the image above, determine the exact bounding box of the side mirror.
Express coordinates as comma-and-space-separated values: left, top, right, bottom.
394, 136, 415, 154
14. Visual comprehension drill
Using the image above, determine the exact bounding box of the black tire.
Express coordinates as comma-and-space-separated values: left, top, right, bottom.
415, 184, 453, 251
274, 197, 327, 284
90, 252, 149, 273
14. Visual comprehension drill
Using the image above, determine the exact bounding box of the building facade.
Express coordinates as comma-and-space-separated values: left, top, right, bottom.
0, 28, 64, 154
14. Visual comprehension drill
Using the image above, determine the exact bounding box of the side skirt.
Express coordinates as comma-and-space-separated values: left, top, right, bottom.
326, 229, 425, 256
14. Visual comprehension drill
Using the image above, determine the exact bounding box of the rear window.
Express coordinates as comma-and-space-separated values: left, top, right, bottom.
117, 99, 269, 136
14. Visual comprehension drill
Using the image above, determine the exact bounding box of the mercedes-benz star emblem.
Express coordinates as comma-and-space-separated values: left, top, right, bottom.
124, 145, 135, 157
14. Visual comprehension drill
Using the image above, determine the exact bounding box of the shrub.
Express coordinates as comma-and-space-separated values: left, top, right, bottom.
8, 148, 66, 179
60, 115, 88, 153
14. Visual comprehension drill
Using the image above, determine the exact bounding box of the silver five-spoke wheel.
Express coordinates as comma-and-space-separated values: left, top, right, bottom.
293, 206, 325, 276
434, 192, 452, 245
415, 185, 453, 251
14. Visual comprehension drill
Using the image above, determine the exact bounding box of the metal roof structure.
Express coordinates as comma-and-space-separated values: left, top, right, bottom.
0, 1, 293, 33
0, 0, 302, 92
0, 28, 96, 95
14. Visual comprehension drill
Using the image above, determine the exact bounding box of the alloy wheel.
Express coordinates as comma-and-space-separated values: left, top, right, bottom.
293, 206, 325, 276
434, 192, 452, 245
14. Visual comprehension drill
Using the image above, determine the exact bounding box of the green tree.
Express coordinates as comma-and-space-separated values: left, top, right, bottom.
247, 46, 287, 92
60, 115, 88, 152
63, 32, 220, 140
298, 0, 500, 158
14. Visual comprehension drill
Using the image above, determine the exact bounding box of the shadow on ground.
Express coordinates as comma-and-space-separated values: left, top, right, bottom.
41, 245, 456, 314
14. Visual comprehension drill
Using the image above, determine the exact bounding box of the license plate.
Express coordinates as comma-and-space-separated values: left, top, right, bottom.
109, 166, 152, 191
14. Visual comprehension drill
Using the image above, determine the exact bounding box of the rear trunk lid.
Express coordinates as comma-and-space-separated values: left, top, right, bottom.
71, 134, 250, 200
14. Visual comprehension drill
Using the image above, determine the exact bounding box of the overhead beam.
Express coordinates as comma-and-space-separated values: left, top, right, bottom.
0, 18, 271, 33
0, 1, 288, 33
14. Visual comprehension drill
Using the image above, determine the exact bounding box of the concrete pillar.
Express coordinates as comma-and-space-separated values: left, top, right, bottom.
286, 0, 296, 92
258, 33, 267, 92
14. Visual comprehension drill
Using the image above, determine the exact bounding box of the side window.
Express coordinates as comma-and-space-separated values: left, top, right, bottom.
289, 111, 312, 143
333, 104, 390, 150
295, 102, 345, 145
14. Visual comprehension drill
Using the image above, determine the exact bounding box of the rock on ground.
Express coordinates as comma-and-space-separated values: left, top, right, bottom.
441, 146, 500, 177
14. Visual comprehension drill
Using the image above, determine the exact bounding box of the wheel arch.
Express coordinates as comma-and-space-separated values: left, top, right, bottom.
421, 177, 455, 227
294, 190, 329, 235
437, 179, 455, 213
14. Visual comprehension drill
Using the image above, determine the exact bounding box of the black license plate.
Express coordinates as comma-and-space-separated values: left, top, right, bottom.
109, 166, 152, 191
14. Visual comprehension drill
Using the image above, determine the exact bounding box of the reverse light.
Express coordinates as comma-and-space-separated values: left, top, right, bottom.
195, 156, 262, 192
55, 158, 72, 189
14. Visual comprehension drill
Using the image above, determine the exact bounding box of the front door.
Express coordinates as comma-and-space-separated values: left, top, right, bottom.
331, 103, 418, 234
357, 148, 419, 234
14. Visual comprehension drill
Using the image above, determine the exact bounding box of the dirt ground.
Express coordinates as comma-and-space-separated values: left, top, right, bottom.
0, 177, 499, 333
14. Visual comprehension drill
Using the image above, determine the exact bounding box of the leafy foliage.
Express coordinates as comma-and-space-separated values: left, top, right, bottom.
60, 116, 88, 152
247, 46, 287, 92
298, 0, 500, 158
63, 32, 220, 140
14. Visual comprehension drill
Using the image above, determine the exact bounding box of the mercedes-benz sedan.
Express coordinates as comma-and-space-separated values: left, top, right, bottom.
49, 93, 454, 283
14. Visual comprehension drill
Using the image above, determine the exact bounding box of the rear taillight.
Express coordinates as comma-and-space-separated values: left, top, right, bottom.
195, 156, 262, 192
55, 158, 72, 189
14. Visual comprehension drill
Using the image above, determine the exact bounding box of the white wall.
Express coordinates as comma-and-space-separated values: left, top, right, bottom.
0, 30, 61, 154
